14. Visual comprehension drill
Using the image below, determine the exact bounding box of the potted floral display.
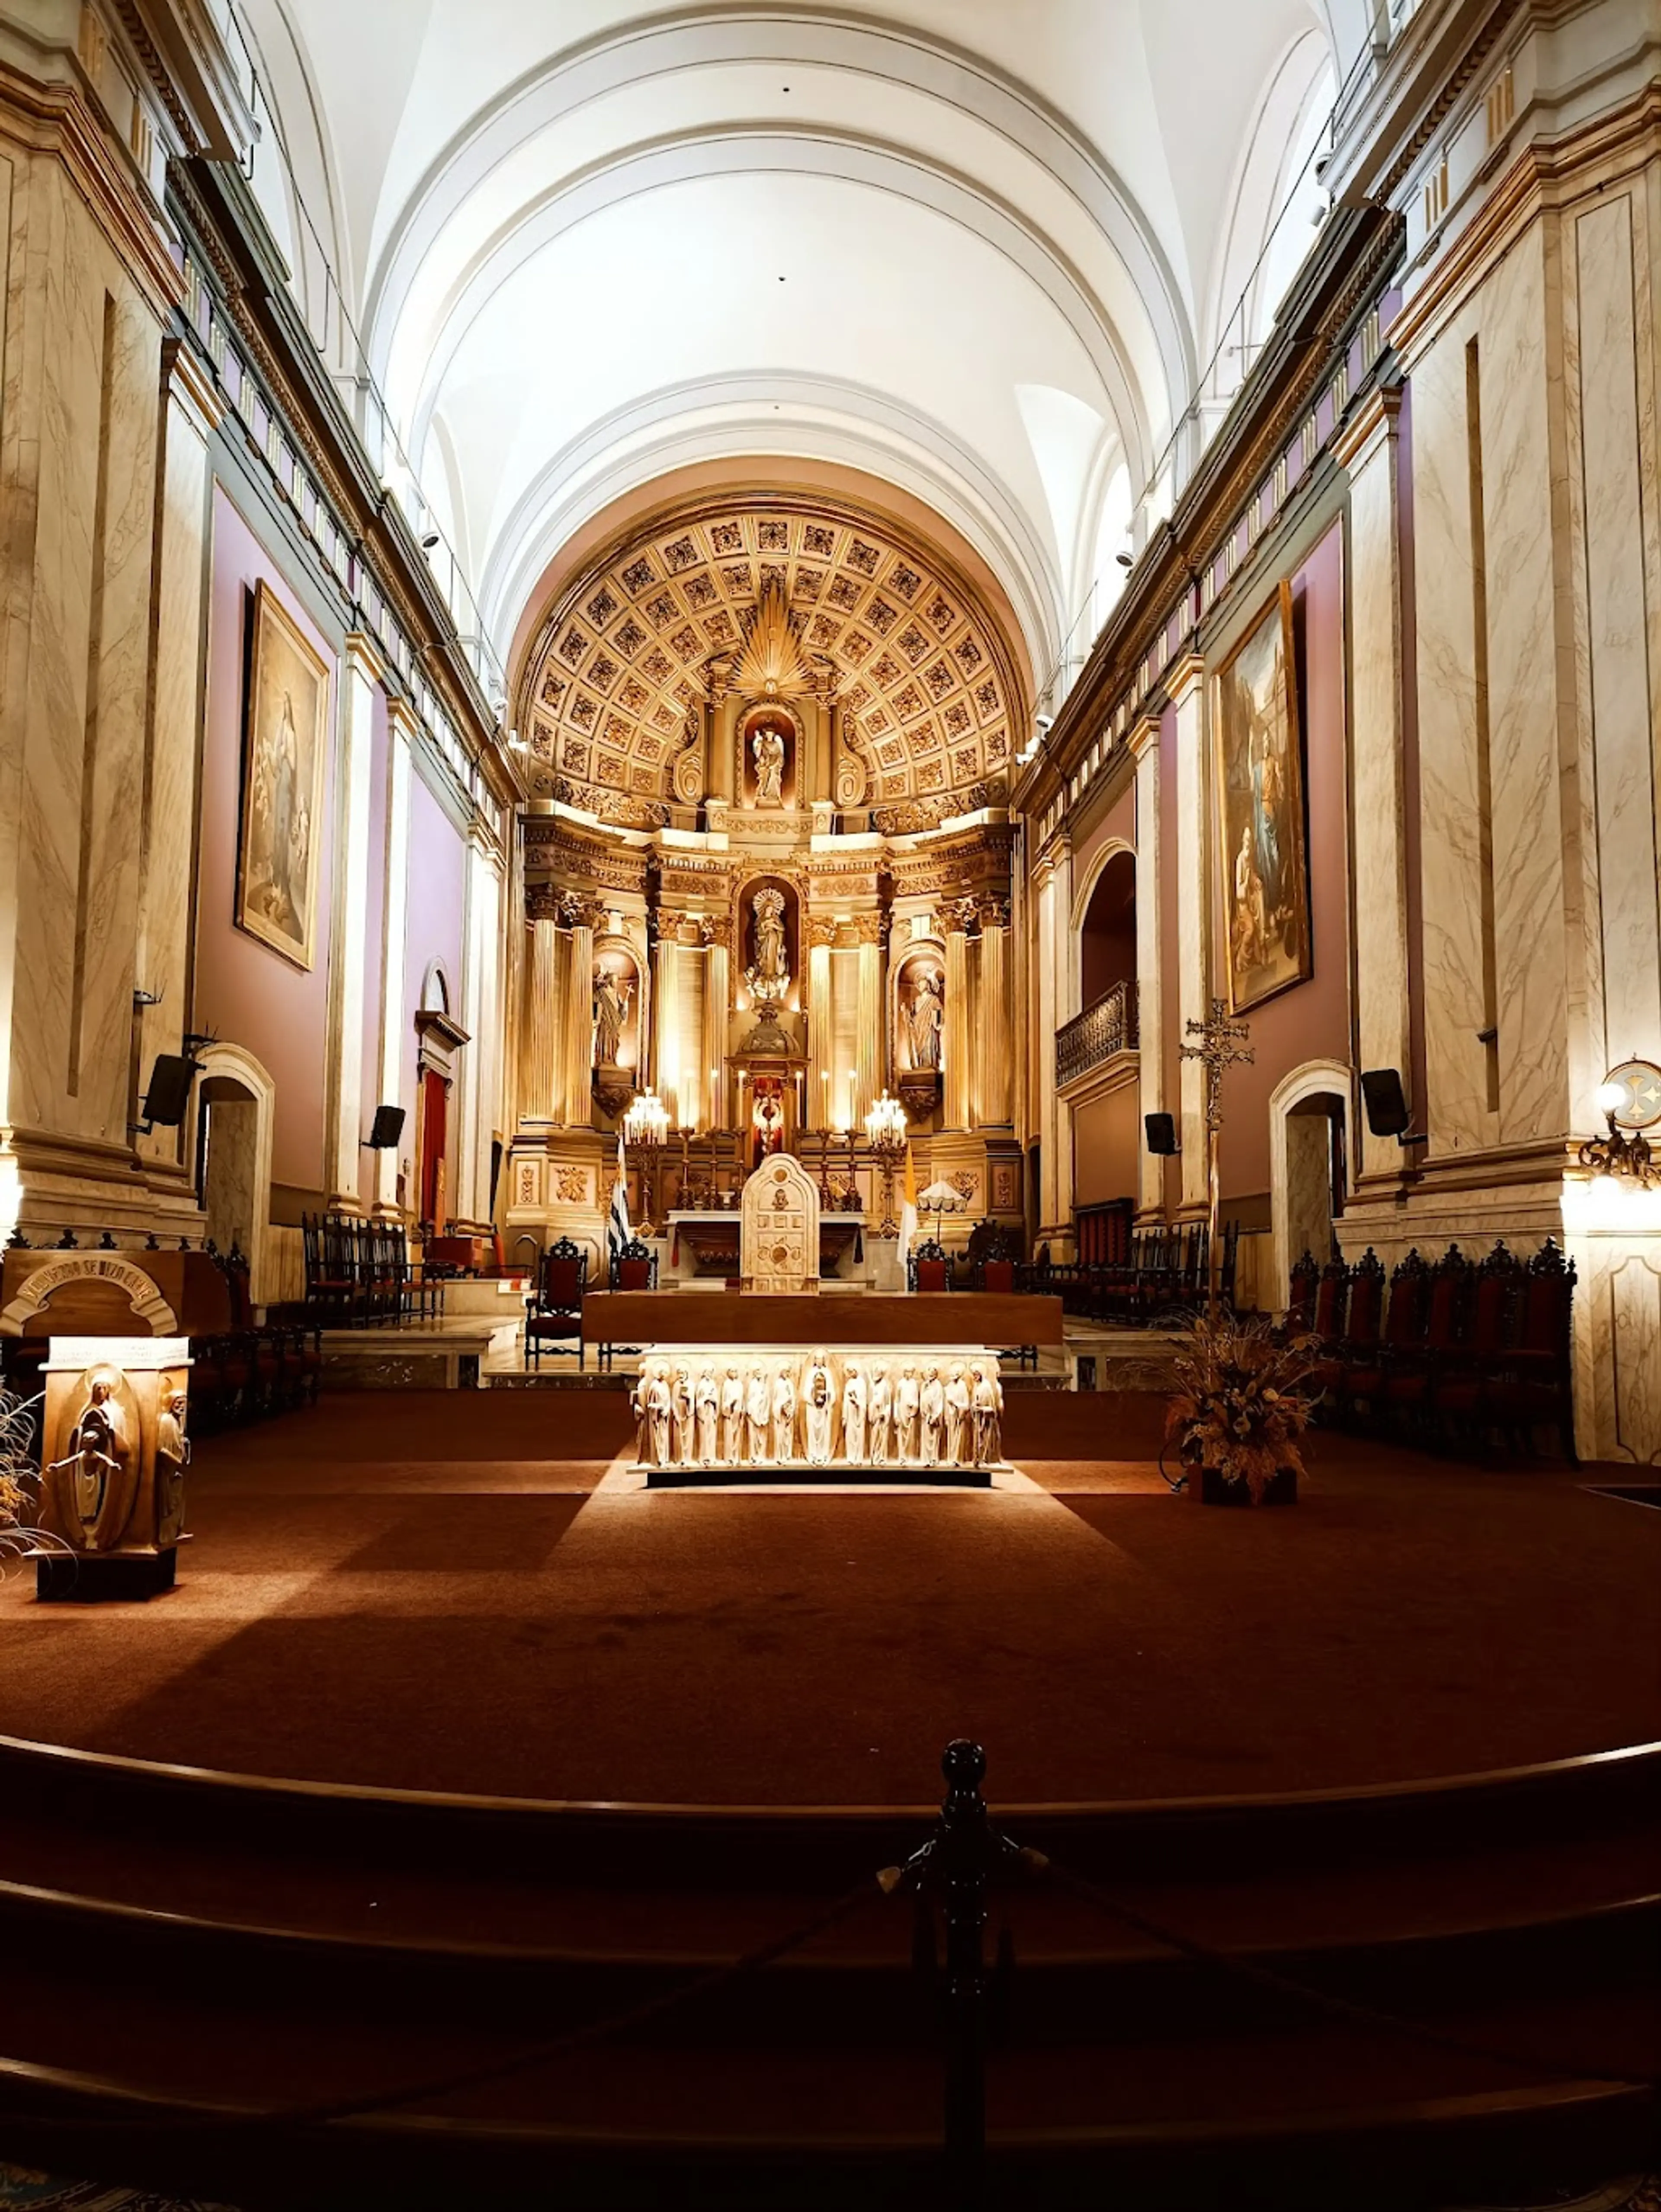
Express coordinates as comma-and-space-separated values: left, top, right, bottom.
1164, 1313, 1319, 1505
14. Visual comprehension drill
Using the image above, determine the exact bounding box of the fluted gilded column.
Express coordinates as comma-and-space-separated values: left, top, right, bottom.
562, 903, 597, 1129
654, 924, 682, 1124
976, 896, 1011, 1126
853, 918, 882, 1125
325, 634, 383, 1209
522, 915, 560, 1121
943, 902, 973, 1130
702, 923, 730, 1130
805, 920, 834, 1131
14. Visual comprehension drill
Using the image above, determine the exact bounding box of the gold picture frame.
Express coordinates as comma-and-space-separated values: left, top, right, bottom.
1213, 580, 1311, 1014
236, 579, 330, 971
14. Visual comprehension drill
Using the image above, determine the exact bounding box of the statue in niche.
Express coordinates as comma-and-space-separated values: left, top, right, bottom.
771, 1362, 798, 1463
894, 1364, 920, 1464
803, 1354, 834, 1466
945, 1364, 971, 1467
972, 1362, 1004, 1468
841, 1361, 867, 1466
868, 1364, 892, 1468
671, 1365, 694, 1466
721, 1367, 745, 1464
44, 1375, 129, 1545
696, 1367, 720, 1464
752, 721, 787, 807
646, 1364, 673, 1467
746, 1364, 772, 1465
155, 1389, 190, 1548
593, 966, 633, 1067
920, 1365, 944, 1466
907, 970, 944, 1070
748, 888, 790, 1002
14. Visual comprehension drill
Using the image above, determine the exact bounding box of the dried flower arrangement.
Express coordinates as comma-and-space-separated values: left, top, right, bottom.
1165, 1312, 1321, 1502
0, 1383, 54, 1571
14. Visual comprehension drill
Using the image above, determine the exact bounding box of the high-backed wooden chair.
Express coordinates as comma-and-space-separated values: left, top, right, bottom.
908, 1238, 952, 1294
609, 1237, 659, 1292
525, 1237, 588, 1369
1504, 1239, 1578, 1462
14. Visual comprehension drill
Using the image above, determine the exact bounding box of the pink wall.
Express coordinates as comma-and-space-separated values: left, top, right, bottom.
196, 488, 337, 1194
1216, 521, 1351, 1201
1158, 701, 1181, 1214
399, 775, 467, 1173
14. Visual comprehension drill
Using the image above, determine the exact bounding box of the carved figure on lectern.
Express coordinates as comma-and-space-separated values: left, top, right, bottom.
972, 1363, 1004, 1467
894, 1364, 920, 1463
696, 1368, 720, 1464
841, 1362, 867, 1464
803, 1354, 834, 1465
646, 1365, 672, 1466
771, 1364, 797, 1461
155, 1391, 190, 1548
868, 1364, 892, 1467
920, 1366, 944, 1464
43, 1375, 133, 1548
721, 1367, 745, 1464
746, 1365, 771, 1464
945, 1364, 971, 1466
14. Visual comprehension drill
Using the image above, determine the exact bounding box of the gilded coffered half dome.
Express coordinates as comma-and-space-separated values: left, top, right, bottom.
518, 493, 1026, 825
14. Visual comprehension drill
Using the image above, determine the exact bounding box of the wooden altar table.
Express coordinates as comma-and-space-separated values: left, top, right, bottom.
582, 1290, 1064, 1349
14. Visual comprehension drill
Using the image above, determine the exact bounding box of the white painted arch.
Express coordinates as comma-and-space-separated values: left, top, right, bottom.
191, 1043, 280, 1310
1268, 1057, 1355, 1312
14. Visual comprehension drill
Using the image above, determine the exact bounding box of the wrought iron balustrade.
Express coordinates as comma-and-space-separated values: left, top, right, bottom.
1055, 983, 1137, 1088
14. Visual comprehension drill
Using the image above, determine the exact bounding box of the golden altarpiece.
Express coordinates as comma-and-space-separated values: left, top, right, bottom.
506, 496, 1026, 1277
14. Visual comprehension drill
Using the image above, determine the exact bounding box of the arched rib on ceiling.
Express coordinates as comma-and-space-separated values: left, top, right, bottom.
358, 10, 1197, 683
483, 373, 1063, 690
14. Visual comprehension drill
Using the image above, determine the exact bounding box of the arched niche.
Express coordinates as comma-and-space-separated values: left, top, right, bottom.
190, 1043, 278, 1307
1269, 1059, 1354, 1309
738, 698, 805, 813
1073, 843, 1137, 1015
592, 936, 644, 1073
891, 941, 947, 1079
733, 875, 802, 1013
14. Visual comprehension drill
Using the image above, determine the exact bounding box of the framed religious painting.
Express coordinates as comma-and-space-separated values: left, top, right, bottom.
1212, 580, 1311, 1014
236, 580, 330, 970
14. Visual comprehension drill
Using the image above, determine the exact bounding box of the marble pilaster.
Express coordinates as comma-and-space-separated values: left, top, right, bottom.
372, 701, 413, 1212
324, 634, 382, 1210
976, 906, 1010, 1127
854, 928, 882, 1125
1129, 717, 1164, 1219
702, 939, 729, 1130
1334, 387, 1411, 1184
1168, 656, 1209, 1212
653, 930, 681, 1126
943, 911, 972, 1130
806, 935, 832, 1131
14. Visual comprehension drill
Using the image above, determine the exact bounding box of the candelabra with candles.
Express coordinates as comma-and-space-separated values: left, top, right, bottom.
864, 1089, 909, 1236
623, 1091, 670, 1229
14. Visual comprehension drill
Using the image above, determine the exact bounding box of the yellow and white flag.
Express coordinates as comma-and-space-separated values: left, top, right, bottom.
898, 1141, 919, 1268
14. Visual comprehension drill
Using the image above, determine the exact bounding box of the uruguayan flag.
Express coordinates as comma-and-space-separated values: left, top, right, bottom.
606, 1131, 631, 1261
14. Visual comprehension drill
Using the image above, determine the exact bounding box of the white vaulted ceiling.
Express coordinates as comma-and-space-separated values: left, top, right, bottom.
236, 0, 1366, 694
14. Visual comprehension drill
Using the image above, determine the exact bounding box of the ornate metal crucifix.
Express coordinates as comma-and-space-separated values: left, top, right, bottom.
1180, 998, 1254, 1316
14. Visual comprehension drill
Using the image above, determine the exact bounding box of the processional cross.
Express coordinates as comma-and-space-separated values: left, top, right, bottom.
1180, 998, 1254, 1316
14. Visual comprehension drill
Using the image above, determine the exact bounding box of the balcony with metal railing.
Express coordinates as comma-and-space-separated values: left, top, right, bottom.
1055, 982, 1138, 1089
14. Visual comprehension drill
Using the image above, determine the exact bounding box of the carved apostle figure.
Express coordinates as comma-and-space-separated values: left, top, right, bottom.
972, 1363, 1004, 1468
894, 1364, 920, 1463
907, 970, 943, 1069
721, 1366, 745, 1464
746, 1364, 771, 1465
696, 1367, 720, 1465
156, 1389, 190, 1548
45, 1376, 128, 1546
771, 1363, 798, 1463
841, 1361, 867, 1466
753, 721, 786, 807
919, 1365, 945, 1466
646, 1365, 673, 1467
944, 1363, 972, 1467
867, 1363, 892, 1468
671, 1366, 695, 1465
750, 888, 789, 996
593, 966, 632, 1067
632, 1371, 654, 1466
803, 1353, 834, 1466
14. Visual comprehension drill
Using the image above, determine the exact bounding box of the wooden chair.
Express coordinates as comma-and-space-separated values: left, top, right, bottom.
1435, 1242, 1521, 1449
1342, 1249, 1427, 1427
525, 1237, 588, 1369
609, 1237, 659, 1292
1385, 1245, 1472, 1434
1285, 1249, 1320, 1336
908, 1238, 952, 1294
1504, 1239, 1578, 1462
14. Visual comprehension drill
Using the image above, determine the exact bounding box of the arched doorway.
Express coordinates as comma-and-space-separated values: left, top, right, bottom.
1270, 1061, 1353, 1306
1078, 848, 1136, 1012
414, 962, 466, 1232
190, 1044, 276, 1305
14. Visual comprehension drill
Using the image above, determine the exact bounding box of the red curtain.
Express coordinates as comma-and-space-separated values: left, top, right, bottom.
419, 1070, 448, 1224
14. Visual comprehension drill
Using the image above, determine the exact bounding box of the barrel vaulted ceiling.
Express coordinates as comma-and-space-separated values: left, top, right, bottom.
237, 0, 1369, 704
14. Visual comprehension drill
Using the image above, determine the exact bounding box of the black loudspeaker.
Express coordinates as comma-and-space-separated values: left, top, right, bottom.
141, 1054, 195, 1128
1360, 1068, 1411, 1139
365, 1104, 406, 1150
1145, 1111, 1178, 1156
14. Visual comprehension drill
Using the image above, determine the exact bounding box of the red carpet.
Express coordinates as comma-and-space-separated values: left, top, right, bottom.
0, 1392, 1655, 1806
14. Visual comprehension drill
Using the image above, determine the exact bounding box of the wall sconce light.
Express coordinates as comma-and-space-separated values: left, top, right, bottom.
1578, 1058, 1661, 1188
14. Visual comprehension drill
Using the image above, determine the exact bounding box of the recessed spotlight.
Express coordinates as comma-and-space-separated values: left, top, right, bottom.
1116, 550, 1134, 569
420, 531, 440, 550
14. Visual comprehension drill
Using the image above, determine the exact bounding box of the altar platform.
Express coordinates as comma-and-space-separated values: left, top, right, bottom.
582, 1287, 1065, 1350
